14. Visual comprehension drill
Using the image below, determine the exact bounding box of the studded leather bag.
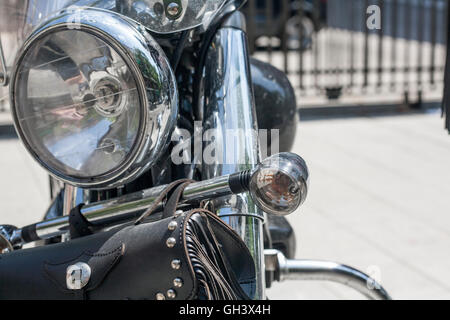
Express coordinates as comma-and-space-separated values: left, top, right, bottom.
0, 181, 256, 300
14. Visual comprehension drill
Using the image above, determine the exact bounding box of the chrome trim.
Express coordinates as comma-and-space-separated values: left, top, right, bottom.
8, 229, 23, 249
200, 12, 265, 299
265, 250, 392, 300
63, 185, 87, 216
0, 225, 16, 253
183, 175, 232, 202
7, 151, 308, 247
10, 8, 178, 189
249, 152, 309, 216
7, 170, 252, 246
85, 185, 167, 224
34, 215, 70, 240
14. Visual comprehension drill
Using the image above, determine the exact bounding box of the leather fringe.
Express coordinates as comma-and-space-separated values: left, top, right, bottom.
185, 213, 251, 300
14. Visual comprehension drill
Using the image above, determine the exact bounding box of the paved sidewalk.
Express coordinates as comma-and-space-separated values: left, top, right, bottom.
0, 111, 449, 299
268, 110, 450, 299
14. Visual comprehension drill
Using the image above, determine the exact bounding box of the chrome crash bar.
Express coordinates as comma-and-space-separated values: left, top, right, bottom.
265, 250, 392, 300
1, 152, 309, 250
2, 173, 243, 248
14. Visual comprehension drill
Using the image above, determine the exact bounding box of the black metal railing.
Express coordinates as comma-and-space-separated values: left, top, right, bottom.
243, 0, 448, 107
0, 1, 447, 113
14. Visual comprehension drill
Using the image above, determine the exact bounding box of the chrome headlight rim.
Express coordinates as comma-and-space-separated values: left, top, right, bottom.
10, 8, 178, 189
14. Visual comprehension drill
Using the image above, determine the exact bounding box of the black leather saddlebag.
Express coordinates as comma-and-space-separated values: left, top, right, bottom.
0, 209, 256, 300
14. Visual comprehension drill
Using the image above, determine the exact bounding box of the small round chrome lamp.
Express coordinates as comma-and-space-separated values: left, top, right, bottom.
249, 153, 309, 216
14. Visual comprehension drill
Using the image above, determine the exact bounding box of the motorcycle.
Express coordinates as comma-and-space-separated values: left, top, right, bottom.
0, 0, 390, 300
244, 0, 328, 51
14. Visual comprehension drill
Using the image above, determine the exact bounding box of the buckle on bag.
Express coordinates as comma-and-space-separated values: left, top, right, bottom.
66, 262, 91, 290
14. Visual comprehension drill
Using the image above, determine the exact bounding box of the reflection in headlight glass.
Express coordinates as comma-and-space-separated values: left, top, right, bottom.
15, 30, 141, 178
77, 0, 227, 34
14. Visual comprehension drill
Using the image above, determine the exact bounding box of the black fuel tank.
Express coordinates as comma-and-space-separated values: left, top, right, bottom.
251, 58, 298, 154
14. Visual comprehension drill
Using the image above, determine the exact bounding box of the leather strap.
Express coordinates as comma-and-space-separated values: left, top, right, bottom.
161, 180, 194, 219
69, 204, 93, 239
134, 179, 194, 225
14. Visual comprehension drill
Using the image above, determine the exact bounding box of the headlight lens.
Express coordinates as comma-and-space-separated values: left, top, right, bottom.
250, 153, 309, 216
15, 30, 141, 178
11, 8, 178, 188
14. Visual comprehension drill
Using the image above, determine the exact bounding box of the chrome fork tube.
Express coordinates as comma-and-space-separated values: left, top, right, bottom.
62, 185, 87, 216
201, 12, 265, 299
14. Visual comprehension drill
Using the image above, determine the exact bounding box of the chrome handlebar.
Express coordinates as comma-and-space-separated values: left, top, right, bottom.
1, 152, 309, 250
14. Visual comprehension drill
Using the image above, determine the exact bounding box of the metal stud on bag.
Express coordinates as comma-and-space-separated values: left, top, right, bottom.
168, 221, 178, 231
173, 278, 183, 288
66, 262, 91, 290
167, 289, 176, 299
156, 292, 166, 300
171, 259, 181, 270
166, 237, 176, 248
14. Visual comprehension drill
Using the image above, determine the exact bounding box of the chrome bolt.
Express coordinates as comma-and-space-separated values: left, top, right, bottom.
173, 278, 183, 288
171, 259, 181, 270
166, 2, 181, 18
156, 292, 166, 300
168, 221, 178, 231
167, 289, 176, 299
166, 237, 176, 248
153, 2, 164, 16
66, 262, 91, 290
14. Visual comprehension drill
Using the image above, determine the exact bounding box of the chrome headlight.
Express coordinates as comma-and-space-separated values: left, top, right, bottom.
10, 8, 178, 189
